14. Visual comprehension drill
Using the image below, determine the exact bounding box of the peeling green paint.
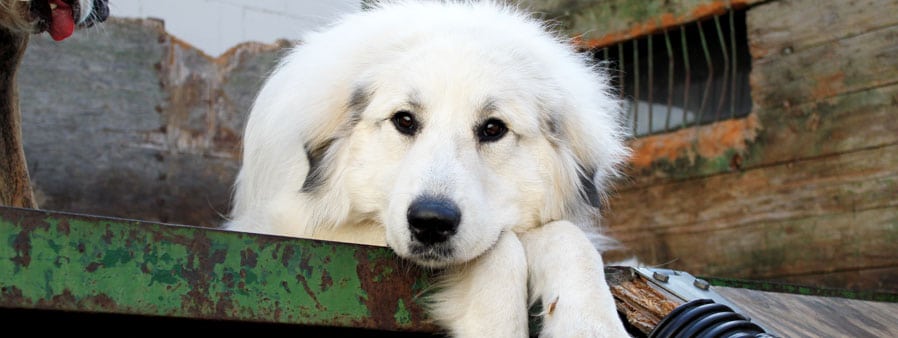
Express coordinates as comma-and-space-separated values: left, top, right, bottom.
394, 299, 410, 323
0, 207, 437, 332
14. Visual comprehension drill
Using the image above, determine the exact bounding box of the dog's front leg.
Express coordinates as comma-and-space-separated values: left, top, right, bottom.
430, 231, 529, 337
520, 221, 629, 337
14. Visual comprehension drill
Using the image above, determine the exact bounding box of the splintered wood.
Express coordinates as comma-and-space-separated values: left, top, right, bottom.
605, 267, 683, 334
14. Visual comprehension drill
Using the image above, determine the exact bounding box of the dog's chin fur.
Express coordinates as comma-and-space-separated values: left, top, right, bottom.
227, 1, 631, 335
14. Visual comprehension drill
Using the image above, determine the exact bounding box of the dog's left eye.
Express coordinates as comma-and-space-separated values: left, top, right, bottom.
477, 118, 508, 142
391, 111, 419, 135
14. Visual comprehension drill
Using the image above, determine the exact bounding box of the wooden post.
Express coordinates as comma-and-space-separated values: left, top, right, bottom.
0, 27, 37, 208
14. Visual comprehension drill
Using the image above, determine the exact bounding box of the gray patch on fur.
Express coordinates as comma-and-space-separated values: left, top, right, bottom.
543, 113, 560, 136
347, 85, 371, 128
301, 138, 336, 193
540, 110, 564, 149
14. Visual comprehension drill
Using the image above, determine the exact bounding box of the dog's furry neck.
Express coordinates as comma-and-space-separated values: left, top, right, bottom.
0, 27, 36, 208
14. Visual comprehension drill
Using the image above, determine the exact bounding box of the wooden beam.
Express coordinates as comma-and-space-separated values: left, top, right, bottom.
520, 0, 759, 48
750, 24, 898, 109
605, 144, 898, 290
715, 286, 898, 337
748, 0, 898, 59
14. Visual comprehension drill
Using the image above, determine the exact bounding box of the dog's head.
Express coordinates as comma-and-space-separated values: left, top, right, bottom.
0, 0, 109, 40
233, 2, 629, 268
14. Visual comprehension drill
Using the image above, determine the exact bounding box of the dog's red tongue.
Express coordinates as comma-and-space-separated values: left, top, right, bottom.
48, 0, 75, 41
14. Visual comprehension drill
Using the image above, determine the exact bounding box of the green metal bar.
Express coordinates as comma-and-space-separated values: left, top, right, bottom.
714, 14, 730, 120
618, 44, 625, 101
703, 275, 898, 303
633, 39, 640, 135
647, 31, 654, 134
0, 206, 437, 332
680, 26, 691, 129
696, 19, 714, 127
664, 26, 674, 132
728, 3, 738, 119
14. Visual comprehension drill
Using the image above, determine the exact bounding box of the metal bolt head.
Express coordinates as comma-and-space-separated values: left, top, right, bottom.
653, 271, 670, 283
693, 278, 710, 290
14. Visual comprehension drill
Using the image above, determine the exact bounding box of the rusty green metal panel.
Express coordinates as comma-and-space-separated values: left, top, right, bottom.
0, 206, 437, 332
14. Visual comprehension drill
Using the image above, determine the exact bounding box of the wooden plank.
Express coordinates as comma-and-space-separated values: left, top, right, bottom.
773, 266, 898, 293
519, 0, 758, 48
608, 144, 898, 232
748, 0, 898, 59
604, 145, 898, 290
611, 207, 898, 288
714, 286, 898, 337
748, 83, 898, 167
750, 24, 898, 108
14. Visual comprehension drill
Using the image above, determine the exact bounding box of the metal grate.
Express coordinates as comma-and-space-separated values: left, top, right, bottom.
595, 9, 752, 137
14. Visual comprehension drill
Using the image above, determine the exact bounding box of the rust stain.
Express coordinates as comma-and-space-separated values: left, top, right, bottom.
296, 252, 326, 311
577, 0, 750, 49
151, 32, 290, 161
10, 221, 49, 268
629, 127, 695, 168
811, 72, 846, 99
320, 268, 334, 292
354, 250, 438, 332
628, 113, 760, 169
0, 285, 27, 306
214, 39, 292, 68
695, 113, 759, 159
240, 248, 258, 268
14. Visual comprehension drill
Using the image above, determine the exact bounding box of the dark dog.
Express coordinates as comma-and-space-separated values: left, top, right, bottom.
1, 0, 109, 207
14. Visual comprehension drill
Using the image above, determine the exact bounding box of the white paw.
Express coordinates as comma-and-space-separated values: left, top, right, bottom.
538, 295, 630, 338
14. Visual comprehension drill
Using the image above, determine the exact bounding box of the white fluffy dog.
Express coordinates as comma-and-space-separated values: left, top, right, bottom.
227, 1, 631, 337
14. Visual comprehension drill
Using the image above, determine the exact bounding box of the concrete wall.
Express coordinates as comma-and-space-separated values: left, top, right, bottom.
19, 18, 287, 228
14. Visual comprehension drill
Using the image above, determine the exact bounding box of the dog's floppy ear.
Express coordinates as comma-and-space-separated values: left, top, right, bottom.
545, 62, 630, 221
301, 138, 335, 193
299, 85, 370, 193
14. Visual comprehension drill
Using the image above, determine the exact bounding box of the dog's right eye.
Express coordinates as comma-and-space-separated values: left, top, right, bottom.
391, 111, 419, 135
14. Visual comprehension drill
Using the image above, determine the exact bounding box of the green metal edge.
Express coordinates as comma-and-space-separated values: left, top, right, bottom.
3, 205, 893, 333
702, 275, 898, 303
0, 206, 437, 332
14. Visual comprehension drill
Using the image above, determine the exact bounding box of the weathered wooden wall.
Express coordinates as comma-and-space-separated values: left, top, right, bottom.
14, 1, 897, 294
570, 0, 898, 292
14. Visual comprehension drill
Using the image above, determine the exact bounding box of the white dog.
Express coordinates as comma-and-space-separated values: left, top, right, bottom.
227, 1, 631, 337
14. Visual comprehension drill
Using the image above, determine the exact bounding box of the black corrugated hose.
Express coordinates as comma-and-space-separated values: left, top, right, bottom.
648, 299, 777, 338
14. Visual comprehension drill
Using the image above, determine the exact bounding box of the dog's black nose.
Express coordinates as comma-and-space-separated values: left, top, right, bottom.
407, 196, 460, 245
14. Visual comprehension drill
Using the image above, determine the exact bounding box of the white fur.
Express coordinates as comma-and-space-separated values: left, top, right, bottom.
227, 1, 631, 336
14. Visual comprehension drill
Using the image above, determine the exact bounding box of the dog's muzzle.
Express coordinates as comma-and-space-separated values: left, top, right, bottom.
407, 196, 460, 245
